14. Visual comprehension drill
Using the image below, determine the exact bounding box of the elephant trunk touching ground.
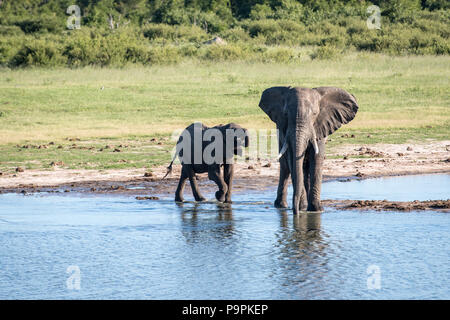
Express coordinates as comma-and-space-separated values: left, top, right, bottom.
259, 86, 359, 214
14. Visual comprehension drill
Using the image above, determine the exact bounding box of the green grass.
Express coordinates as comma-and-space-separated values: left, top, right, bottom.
0, 53, 449, 172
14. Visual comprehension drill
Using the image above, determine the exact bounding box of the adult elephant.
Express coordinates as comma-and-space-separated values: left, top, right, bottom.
258, 86, 358, 214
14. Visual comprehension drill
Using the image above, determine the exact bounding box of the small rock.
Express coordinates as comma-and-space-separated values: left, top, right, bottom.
49, 142, 55, 145
343, 156, 348, 160
367, 134, 371, 138
406, 146, 413, 151
50, 161, 64, 166
203, 37, 227, 45
0, 172, 2, 176
136, 196, 159, 200
397, 152, 404, 157
16, 167, 24, 173
57, 145, 63, 149
248, 165, 255, 170
150, 138, 157, 142
351, 134, 356, 138
20, 190, 26, 194
263, 163, 271, 168
113, 148, 121, 152
157, 142, 162, 145
144, 172, 153, 177
355, 172, 364, 177
64, 190, 70, 193
105, 145, 112, 149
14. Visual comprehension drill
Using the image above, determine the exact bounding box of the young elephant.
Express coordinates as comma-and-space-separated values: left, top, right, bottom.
165, 122, 249, 203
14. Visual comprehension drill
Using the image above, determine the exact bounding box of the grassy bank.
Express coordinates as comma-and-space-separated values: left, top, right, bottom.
0, 54, 449, 172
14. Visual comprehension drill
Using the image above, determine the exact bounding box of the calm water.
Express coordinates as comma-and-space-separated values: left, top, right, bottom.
0, 174, 449, 299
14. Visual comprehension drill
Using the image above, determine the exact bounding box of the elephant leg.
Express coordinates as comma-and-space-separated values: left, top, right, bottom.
175, 166, 189, 202
274, 155, 290, 208
307, 141, 325, 212
223, 164, 234, 203
208, 165, 228, 202
187, 166, 206, 202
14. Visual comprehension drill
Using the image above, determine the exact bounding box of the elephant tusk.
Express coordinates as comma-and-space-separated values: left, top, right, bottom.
277, 139, 288, 160
312, 139, 319, 155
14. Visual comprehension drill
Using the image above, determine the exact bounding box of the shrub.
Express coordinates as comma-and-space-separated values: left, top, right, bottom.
200, 44, 248, 61
0, 25, 24, 36
243, 19, 281, 38
310, 45, 342, 60
249, 4, 274, 20
143, 24, 207, 43
221, 26, 252, 43
261, 47, 301, 63
0, 37, 24, 65
147, 46, 181, 65
13, 16, 64, 34
12, 40, 66, 67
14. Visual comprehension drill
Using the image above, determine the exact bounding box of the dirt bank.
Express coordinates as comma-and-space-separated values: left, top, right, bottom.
0, 141, 449, 201
322, 199, 450, 212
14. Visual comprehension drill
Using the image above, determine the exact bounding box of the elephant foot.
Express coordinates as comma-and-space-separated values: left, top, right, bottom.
300, 201, 308, 211
308, 201, 323, 212
175, 195, 184, 202
274, 199, 288, 208
215, 191, 226, 203
195, 196, 207, 202
224, 198, 232, 204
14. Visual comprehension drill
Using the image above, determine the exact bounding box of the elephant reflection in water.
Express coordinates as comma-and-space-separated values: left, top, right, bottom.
274, 211, 330, 292
277, 211, 325, 253
176, 202, 234, 243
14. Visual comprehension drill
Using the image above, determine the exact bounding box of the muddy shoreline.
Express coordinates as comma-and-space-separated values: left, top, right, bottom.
1, 142, 449, 211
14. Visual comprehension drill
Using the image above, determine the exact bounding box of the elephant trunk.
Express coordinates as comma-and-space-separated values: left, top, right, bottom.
291, 128, 310, 214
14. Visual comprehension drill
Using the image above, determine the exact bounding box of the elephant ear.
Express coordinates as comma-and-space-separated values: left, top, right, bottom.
313, 87, 359, 139
258, 86, 291, 127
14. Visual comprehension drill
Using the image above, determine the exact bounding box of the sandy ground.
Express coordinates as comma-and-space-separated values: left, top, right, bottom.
0, 141, 449, 210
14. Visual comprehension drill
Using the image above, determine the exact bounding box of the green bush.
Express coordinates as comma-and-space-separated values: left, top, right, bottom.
0, 37, 24, 65
13, 16, 64, 34
261, 47, 301, 63
143, 24, 208, 43
12, 40, 66, 67
310, 45, 342, 60
200, 44, 248, 61
0, 25, 24, 36
221, 26, 252, 43
147, 46, 181, 65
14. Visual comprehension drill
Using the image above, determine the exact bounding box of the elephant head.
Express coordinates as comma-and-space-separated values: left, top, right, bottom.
258, 86, 358, 213
215, 123, 249, 158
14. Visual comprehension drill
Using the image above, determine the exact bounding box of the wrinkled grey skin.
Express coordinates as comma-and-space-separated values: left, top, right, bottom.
168, 123, 249, 203
259, 86, 358, 214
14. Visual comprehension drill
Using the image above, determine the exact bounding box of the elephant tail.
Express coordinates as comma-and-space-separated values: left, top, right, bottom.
161, 152, 177, 180
161, 162, 173, 180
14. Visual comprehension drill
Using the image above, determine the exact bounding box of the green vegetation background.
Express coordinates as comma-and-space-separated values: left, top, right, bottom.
0, 0, 449, 67
0, 1, 448, 172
